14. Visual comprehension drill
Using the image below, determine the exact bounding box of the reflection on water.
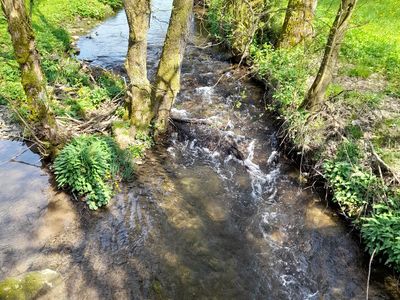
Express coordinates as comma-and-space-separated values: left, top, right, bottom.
77, 0, 173, 71
0, 1, 399, 299
0, 140, 48, 275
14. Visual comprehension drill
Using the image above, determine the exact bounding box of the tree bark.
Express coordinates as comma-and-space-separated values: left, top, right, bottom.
300, 0, 358, 110
1, 0, 59, 150
1, 0, 50, 122
278, 0, 317, 48
152, 0, 193, 135
124, 0, 152, 131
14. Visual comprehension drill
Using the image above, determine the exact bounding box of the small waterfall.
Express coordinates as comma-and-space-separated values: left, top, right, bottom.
243, 140, 280, 201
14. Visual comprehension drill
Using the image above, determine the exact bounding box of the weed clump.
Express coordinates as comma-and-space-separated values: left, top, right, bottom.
54, 135, 133, 210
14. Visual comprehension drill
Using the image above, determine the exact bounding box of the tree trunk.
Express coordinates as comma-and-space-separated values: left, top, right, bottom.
152, 0, 193, 135
1, 0, 59, 149
124, 0, 152, 131
1, 0, 50, 122
300, 0, 358, 110
278, 0, 317, 48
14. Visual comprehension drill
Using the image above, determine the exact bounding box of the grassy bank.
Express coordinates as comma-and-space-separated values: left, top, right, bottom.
0, 0, 124, 115
0, 0, 141, 210
205, 0, 400, 271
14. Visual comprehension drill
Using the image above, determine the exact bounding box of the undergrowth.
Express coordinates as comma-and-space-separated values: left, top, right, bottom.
205, 0, 400, 271
54, 135, 133, 210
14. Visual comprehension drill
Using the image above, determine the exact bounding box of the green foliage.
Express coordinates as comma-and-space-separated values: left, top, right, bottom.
71, 0, 113, 19
323, 142, 382, 217
250, 44, 308, 109
316, 0, 400, 95
342, 90, 382, 108
128, 131, 154, 159
97, 72, 125, 98
0, 0, 120, 106
345, 124, 363, 140
207, 0, 400, 271
206, 0, 276, 54
323, 160, 380, 217
335, 141, 362, 163
347, 65, 371, 79
362, 198, 400, 271
54, 135, 133, 210
98, 0, 123, 10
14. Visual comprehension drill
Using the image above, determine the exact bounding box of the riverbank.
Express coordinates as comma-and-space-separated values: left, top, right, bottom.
0, 0, 124, 121
203, 0, 400, 273
2, 7, 399, 296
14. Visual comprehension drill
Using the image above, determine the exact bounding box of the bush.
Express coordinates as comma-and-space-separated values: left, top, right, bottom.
54, 135, 133, 210
362, 200, 400, 271
73, 0, 112, 19
99, 0, 123, 10
250, 44, 308, 109
324, 160, 380, 217
323, 142, 382, 217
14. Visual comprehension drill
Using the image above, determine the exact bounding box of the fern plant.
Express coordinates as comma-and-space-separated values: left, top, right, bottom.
54, 135, 133, 210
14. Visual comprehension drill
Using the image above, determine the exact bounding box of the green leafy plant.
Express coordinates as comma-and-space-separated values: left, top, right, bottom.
250, 44, 308, 109
323, 142, 381, 217
362, 199, 400, 271
98, 0, 123, 10
54, 135, 133, 210
128, 131, 154, 158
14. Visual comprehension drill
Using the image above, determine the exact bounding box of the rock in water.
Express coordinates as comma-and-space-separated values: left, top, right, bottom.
0, 269, 63, 300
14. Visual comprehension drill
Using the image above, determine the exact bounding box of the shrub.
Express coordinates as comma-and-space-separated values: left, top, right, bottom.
323, 142, 382, 217
99, 0, 123, 10
54, 135, 133, 210
250, 44, 308, 110
73, 1, 111, 19
362, 200, 400, 271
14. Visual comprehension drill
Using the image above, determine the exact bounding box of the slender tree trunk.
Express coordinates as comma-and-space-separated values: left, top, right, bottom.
124, 0, 152, 131
1, 0, 50, 122
1, 0, 59, 150
300, 0, 358, 110
278, 0, 317, 48
152, 0, 193, 134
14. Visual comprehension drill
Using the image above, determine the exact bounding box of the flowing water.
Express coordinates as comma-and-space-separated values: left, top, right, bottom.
0, 2, 399, 299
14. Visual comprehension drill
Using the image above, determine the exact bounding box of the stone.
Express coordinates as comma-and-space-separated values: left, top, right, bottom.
0, 269, 63, 300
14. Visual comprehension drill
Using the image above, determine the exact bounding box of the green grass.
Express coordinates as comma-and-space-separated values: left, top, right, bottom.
316, 0, 400, 96
0, 0, 123, 107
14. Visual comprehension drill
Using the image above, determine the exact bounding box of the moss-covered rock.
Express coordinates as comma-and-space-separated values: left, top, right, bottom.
0, 269, 62, 300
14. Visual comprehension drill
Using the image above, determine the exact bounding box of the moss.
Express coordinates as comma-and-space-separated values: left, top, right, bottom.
0, 278, 26, 299
0, 270, 61, 300
151, 280, 162, 295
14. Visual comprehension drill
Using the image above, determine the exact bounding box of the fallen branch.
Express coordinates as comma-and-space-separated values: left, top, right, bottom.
369, 142, 400, 185
170, 116, 213, 125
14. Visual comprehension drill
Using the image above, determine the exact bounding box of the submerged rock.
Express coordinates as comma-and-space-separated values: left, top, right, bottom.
0, 269, 63, 300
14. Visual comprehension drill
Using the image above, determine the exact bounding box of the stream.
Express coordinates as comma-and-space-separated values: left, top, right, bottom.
0, 2, 399, 299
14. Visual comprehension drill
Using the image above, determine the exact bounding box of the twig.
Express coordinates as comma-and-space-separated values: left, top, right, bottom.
369, 142, 400, 185
7, 104, 48, 156
366, 249, 376, 300
0, 143, 34, 166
